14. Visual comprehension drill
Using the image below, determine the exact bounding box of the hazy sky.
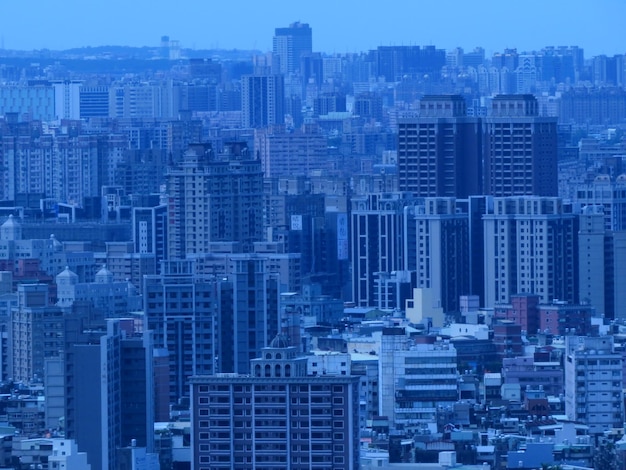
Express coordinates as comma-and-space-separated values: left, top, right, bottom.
1, 0, 624, 57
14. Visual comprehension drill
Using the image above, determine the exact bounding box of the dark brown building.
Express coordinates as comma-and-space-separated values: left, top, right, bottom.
398, 95, 482, 198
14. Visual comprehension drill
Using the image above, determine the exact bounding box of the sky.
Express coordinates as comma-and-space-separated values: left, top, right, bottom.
0, 0, 624, 57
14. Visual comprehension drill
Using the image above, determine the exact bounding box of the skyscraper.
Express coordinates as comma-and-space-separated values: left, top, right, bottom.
272, 22, 313, 76
64, 319, 155, 470
241, 74, 285, 128
375, 46, 446, 82
350, 192, 415, 308
397, 95, 482, 198
483, 197, 578, 307
143, 259, 219, 403
484, 94, 557, 197
217, 256, 280, 375
410, 198, 471, 315
144, 256, 280, 402
574, 175, 626, 231
166, 142, 264, 259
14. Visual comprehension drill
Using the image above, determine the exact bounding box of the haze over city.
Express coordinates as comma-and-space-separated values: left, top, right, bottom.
1, 0, 625, 55
1, 3, 626, 470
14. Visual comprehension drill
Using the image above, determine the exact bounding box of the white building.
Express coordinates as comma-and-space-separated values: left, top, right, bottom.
564, 335, 624, 435
379, 328, 458, 432
307, 350, 351, 376
48, 438, 92, 470
12, 438, 90, 470
52, 80, 82, 121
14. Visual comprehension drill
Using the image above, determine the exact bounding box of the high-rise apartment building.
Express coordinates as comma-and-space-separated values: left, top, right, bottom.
190, 335, 359, 470
11, 283, 64, 382
0, 82, 56, 120
558, 87, 626, 125
0, 129, 126, 205
51, 80, 82, 120
483, 197, 578, 307
217, 256, 280, 375
166, 142, 264, 259
578, 204, 626, 320
273, 22, 313, 75
574, 176, 626, 231
108, 82, 175, 119
144, 256, 280, 401
241, 74, 285, 128
350, 192, 415, 308
64, 319, 155, 470
254, 125, 327, 178
409, 198, 471, 315
565, 335, 624, 435
484, 95, 557, 197
397, 95, 482, 198
143, 259, 219, 403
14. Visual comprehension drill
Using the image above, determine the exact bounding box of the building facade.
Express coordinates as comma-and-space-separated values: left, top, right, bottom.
143, 259, 219, 403
65, 319, 154, 470
483, 197, 578, 307
397, 95, 482, 198
409, 198, 471, 315
578, 204, 626, 320
190, 336, 359, 470
350, 193, 414, 308
484, 95, 557, 197
254, 125, 327, 178
564, 335, 624, 435
241, 74, 285, 129
166, 142, 264, 258
379, 328, 458, 433
273, 22, 313, 76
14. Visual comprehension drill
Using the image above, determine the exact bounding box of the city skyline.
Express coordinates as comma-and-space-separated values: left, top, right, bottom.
1, 0, 625, 56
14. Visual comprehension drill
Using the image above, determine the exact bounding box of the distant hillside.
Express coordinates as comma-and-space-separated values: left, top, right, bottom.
0, 45, 261, 61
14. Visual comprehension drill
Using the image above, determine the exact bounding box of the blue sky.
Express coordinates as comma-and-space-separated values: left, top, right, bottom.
1, 0, 624, 56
